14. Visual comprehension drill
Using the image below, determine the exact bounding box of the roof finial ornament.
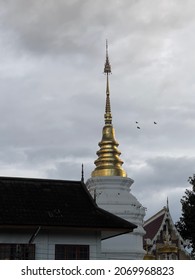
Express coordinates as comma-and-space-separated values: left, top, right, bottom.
81, 163, 84, 183
166, 197, 169, 211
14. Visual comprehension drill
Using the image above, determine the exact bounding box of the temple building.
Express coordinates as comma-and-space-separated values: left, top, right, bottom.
86, 42, 146, 259
143, 204, 191, 260
0, 177, 136, 260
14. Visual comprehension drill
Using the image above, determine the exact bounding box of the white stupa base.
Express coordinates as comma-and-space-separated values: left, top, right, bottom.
86, 176, 146, 260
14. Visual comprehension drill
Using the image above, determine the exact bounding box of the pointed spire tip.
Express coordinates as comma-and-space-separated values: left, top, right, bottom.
104, 40, 111, 74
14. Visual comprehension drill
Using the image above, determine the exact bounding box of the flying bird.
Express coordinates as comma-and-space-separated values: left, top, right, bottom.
135, 121, 140, 129
134, 121, 157, 129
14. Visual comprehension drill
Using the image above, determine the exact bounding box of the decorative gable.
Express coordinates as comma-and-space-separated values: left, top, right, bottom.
143, 207, 190, 260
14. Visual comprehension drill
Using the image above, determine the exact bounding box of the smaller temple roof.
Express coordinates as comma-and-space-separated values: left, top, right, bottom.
143, 206, 191, 259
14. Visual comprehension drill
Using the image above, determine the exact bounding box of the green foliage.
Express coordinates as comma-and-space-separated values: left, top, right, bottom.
175, 175, 195, 257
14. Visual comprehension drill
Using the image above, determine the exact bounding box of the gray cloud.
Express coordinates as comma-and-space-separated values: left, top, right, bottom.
128, 156, 195, 221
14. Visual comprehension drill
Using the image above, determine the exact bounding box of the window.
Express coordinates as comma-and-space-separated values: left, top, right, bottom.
0, 244, 35, 260
55, 245, 89, 260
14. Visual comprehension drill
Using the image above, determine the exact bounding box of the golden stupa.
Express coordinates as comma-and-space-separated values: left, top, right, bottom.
91, 42, 127, 177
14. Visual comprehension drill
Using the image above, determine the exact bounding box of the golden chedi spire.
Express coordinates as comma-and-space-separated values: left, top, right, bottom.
91, 41, 127, 177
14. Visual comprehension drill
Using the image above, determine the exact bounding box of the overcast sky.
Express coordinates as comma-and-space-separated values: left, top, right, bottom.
1, 0, 195, 222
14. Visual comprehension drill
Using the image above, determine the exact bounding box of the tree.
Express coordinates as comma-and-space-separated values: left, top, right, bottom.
176, 175, 195, 258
